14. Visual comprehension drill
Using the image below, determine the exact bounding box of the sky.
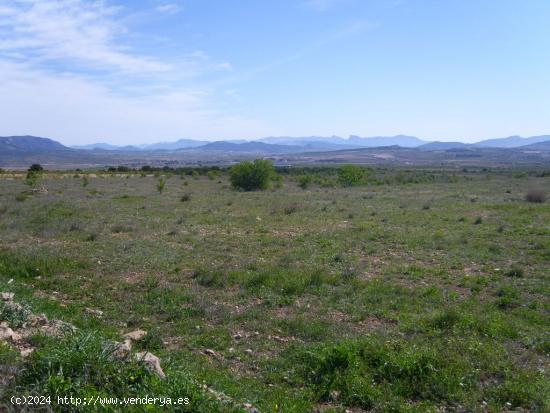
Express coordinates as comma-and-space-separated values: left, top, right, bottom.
1, 0, 549, 146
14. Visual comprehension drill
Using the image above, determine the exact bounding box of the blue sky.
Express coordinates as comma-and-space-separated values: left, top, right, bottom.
1, 0, 549, 145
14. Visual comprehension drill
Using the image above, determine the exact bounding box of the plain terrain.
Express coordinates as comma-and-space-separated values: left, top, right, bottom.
0, 167, 549, 412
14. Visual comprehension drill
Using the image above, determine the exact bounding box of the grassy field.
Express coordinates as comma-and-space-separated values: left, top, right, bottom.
0, 167, 549, 412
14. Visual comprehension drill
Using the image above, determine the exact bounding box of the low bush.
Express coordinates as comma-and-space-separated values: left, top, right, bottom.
525, 190, 546, 203
337, 165, 364, 187
297, 175, 312, 189
229, 159, 274, 191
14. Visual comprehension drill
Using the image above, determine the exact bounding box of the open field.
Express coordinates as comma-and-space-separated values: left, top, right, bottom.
0, 167, 549, 412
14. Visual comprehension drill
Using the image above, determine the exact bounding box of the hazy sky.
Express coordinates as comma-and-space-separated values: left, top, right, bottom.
1, 0, 549, 145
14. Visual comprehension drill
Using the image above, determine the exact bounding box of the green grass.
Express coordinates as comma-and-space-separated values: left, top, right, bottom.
0, 167, 548, 412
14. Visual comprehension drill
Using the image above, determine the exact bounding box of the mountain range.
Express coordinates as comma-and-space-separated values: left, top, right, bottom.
66, 134, 550, 152
2, 134, 550, 168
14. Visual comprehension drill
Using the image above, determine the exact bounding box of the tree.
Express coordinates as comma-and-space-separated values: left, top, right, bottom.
156, 177, 166, 194
337, 164, 364, 187
298, 175, 312, 189
28, 164, 43, 172
230, 159, 274, 191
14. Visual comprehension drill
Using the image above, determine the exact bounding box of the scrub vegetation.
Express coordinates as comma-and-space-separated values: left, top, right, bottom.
0, 164, 548, 412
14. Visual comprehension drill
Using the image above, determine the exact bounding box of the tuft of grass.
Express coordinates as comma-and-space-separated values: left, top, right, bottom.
15, 193, 28, 202
111, 225, 133, 234
495, 285, 520, 309
293, 338, 468, 410
505, 265, 524, 278
283, 203, 299, 215
11, 332, 226, 412
0, 301, 32, 328
0, 249, 86, 279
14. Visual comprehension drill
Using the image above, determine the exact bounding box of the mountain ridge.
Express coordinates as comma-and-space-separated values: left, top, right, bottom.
4, 134, 550, 157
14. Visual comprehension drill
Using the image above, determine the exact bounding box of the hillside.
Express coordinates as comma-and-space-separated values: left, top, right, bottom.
474, 135, 550, 148
418, 141, 471, 150
519, 140, 550, 150
0, 136, 69, 153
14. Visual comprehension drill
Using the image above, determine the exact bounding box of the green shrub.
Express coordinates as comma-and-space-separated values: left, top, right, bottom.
337, 165, 364, 187
297, 175, 312, 189
156, 177, 166, 194
495, 285, 520, 309
505, 265, 524, 278
0, 301, 32, 328
28, 164, 44, 172
25, 170, 40, 187
525, 190, 546, 203
229, 159, 274, 191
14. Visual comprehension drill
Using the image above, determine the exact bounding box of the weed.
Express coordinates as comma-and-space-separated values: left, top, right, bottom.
505, 265, 524, 278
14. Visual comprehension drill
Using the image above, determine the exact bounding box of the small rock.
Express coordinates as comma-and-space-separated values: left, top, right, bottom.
233, 332, 242, 340
203, 348, 218, 357
28, 314, 49, 327
135, 351, 165, 379
0, 322, 22, 343
244, 348, 253, 355
329, 389, 341, 401
113, 339, 132, 358
123, 329, 147, 341
85, 307, 103, 317
20, 348, 34, 357
1, 292, 14, 302
40, 320, 76, 337
241, 402, 260, 413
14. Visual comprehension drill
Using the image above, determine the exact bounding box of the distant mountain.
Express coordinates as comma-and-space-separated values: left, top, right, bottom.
0, 135, 69, 153
2, 134, 550, 169
347, 135, 427, 148
473, 135, 550, 148
418, 141, 471, 151
142, 139, 209, 150
259, 136, 349, 146
259, 135, 428, 148
198, 141, 301, 153
518, 140, 550, 150
72, 143, 121, 150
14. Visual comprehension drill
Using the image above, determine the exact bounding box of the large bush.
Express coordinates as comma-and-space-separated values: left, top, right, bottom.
525, 189, 546, 203
337, 164, 364, 187
28, 164, 43, 172
229, 159, 274, 191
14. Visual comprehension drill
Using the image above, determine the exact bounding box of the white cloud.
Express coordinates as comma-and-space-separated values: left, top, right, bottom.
155, 3, 181, 15
301, 0, 345, 12
0, 0, 169, 72
0, 60, 268, 144
0, 0, 265, 144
